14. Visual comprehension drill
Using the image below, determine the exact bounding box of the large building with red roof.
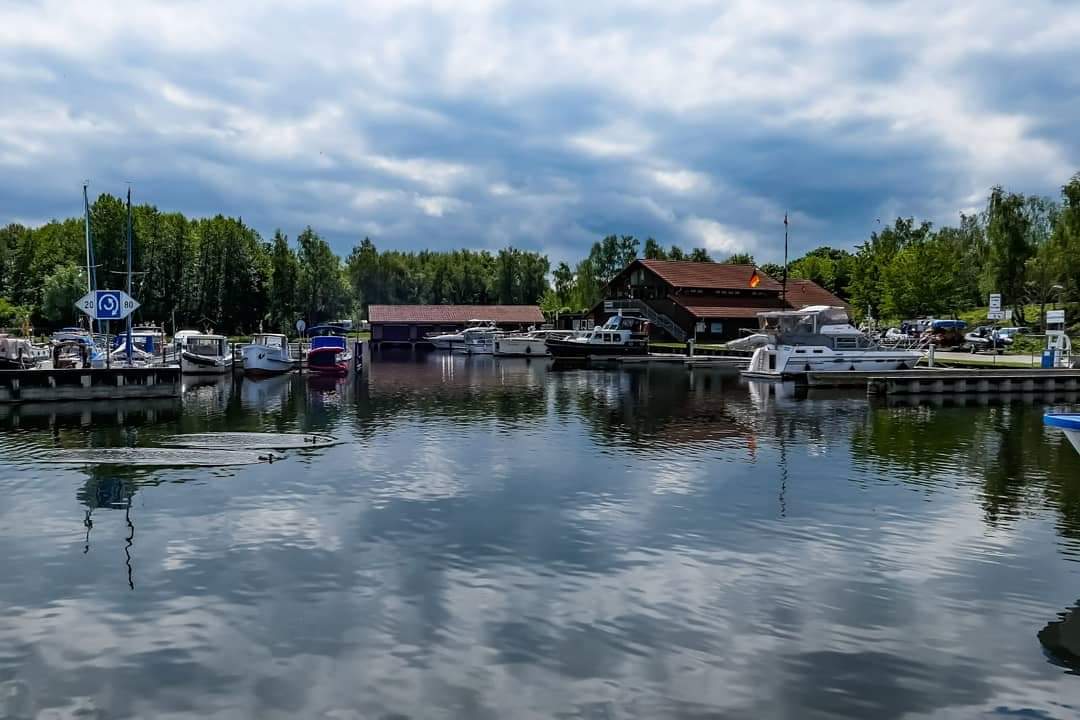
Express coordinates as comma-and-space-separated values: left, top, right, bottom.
595, 259, 847, 342
368, 304, 544, 345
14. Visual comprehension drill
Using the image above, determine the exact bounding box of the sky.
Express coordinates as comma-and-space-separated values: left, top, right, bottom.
1, 0, 1079, 265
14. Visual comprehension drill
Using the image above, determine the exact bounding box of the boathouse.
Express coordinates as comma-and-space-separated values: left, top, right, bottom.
595, 260, 846, 342
368, 304, 545, 346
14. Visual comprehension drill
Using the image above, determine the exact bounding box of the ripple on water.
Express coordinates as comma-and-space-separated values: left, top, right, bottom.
38, 447, 264, 466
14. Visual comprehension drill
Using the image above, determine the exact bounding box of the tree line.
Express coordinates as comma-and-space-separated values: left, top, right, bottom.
2, 171, 1078, 334
764, 173, 1080, 326
0, 195, 552, 334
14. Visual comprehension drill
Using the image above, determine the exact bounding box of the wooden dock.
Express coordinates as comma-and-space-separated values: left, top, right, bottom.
0, 367, 182, 404
806, 368, 1080, 395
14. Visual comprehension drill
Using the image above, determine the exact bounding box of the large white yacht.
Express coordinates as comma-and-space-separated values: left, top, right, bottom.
743, 305, 922, 379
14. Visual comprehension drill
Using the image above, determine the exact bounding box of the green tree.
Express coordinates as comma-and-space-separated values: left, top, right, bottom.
880, 234, 963, 318
983, 187, 1033, 322
268, 230, 299, 332
1052, 174, 1080, 303
41, 263, 86, 324
721, 252, 754, 264
297, 227, 349, 323
689, 248, 713, 262
643, 237, 666, 260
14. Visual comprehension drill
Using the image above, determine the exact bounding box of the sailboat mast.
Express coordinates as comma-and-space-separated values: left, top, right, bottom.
83, 185, 92, 293
125, 187, 133, 365
83, 184, 100, 333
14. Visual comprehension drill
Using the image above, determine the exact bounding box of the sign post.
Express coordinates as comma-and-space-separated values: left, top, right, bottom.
74, 290, 141, 367
75, 290, 140, 322
988, 293, 1003, 321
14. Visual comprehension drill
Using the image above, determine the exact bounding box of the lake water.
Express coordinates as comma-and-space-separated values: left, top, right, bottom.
2, 354, 1080, 719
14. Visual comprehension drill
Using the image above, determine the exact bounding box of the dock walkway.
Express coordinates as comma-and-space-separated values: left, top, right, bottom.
806, 368, 1080, 395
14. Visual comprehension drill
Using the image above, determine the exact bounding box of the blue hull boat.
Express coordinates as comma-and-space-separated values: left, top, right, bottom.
1044, 413, 1080, 454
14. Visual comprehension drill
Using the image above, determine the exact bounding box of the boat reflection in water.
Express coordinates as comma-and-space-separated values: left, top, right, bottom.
1039, 602, 1080, 673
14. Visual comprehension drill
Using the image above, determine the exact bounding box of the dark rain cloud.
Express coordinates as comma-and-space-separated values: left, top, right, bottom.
0, 0, 1077, 264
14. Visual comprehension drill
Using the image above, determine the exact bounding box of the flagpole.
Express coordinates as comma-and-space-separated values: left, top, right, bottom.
125, 186, 133, 366
782, 213, 789, 306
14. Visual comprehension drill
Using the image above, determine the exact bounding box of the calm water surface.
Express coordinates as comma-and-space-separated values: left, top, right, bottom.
2, 354, 1080, 719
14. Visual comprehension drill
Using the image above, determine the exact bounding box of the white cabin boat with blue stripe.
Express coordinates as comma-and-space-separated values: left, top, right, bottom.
744, 305, 922, 379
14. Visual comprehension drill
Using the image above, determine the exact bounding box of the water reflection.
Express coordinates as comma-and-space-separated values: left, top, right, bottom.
0, 355, 1078, 718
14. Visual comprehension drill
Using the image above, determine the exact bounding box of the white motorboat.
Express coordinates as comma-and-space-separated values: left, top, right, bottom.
427, 320, 497, 351
180, 334, 233, 374
0, 334, 50, 368
173, 330, 201, 354
493, 329, 571, 357
241, 333, 295, 376
545, 314, 650, 359
743, 305, 923, 379
463, 327, 506, 355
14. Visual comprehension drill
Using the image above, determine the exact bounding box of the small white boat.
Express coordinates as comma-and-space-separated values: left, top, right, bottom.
180, 334, 233, 374
463, 328, 506, 355
493, 329, 571, 357
428, 320, 497, 351
1045, 414, 1080, 454
0, 334, 50, 368
241, 333, 295, 376
743, 305, 922, 379
545, 314, 650, 359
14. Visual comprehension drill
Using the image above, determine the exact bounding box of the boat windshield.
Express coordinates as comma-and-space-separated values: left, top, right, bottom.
190, 338, 225, 355
253, 334, 285, 349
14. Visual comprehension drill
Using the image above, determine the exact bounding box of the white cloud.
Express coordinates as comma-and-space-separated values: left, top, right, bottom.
683, 216, 756, 255
0, 0, 1076, 262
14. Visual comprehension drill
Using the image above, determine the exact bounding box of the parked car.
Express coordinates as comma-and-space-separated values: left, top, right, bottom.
998, 326, 1032, 343
964, 326, 1007, 354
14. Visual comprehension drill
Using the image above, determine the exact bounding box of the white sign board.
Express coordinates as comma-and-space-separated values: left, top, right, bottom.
1004, 308, 1013, 321
987, 310, 1005, 320
989, 293, 1002, 312
1047, 310, 1066, 324
295, 319, 307, 334
75, 290, 140, 321
694, 321, 706, 334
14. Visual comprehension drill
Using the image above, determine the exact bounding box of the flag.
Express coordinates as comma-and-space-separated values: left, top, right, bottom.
749, 269, 761, 288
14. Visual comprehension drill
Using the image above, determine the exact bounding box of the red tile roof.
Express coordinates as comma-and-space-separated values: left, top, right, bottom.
368, 304, 544, 324
783, 280, 849, 309
666, 279, 847, 319
669, 296, 783, 319
638, 260, 783, 291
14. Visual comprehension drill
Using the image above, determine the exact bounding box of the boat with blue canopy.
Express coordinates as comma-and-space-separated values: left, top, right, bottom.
1045, 413, 1080, 454
305, 324, 352, 374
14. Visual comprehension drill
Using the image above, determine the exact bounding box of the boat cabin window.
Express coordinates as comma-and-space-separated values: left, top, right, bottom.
834, 337, 858, 350
190, 338, 224, 355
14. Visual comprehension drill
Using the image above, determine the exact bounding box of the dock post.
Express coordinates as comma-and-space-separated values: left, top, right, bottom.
928, 344, 935, 368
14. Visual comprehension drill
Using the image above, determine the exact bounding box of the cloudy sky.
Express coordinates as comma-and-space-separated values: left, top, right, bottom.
2, 0, 1078, 264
